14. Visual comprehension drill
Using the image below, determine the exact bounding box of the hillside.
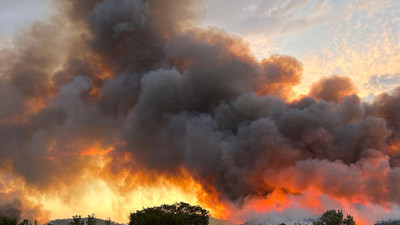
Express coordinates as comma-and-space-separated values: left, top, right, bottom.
45, 217, 122, 225
46, 216, 230, 225
375, 220, 400, 225
209, 217, 233, 225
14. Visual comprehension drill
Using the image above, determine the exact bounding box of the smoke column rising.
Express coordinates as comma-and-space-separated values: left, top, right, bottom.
0, 0, 400, 224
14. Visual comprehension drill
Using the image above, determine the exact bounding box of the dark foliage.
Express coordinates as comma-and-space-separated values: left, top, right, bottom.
313, 210, 356, 225
0, 217, 17, 225
18, 219, 30, 225
68, 216, 84, 225
105, 218, 111, 225
86, 214, 96, 225
129, 202, 209, 225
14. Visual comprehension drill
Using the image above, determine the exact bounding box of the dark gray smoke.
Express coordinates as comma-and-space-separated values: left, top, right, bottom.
0, 182, 47, 221
0, 0, 400, 222
0, 198, 22, 219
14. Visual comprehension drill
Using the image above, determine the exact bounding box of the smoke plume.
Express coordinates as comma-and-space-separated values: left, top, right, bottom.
0, 0, 400, 224
0, 198, 22, 219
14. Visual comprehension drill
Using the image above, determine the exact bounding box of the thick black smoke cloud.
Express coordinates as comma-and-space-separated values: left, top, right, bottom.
0, 0, 400, 221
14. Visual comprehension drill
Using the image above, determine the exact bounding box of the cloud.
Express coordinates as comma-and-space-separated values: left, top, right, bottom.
295, 0, 400, 98
202, 0, 327, 35
363, 74, 400, 94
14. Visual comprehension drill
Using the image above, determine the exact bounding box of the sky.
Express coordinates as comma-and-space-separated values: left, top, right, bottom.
1, 0, 399, 99
200, 0, 400, 100
0, 0, 49, 37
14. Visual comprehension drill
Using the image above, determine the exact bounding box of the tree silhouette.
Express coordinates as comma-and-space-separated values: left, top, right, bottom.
86, 214, 96, 225
104, 218, 111, 225
0, 216, 17, 225
129, 202, 209, 225
313, 210, 356, 225
18, 219, 30, 225
68, 215, 84, 225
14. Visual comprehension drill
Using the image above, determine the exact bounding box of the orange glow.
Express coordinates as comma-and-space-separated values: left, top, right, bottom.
80, 146, 114, 156
238, 187, 374, 225
0, 96, 49, 125
96, 162, 231, 220
32, 141, 393, 224
10, 140, 390, 224
24, 97, 48, 114
86, 55, 114, 98
26, 141, 231, 223
389, 140, 400, 154
247, 189, 290, 213
0, 170, 51, 223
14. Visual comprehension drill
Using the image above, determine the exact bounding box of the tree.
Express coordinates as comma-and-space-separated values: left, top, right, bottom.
86, 214, 96, 225
0, 217, 17, 225
129, 202, 210, 225
18, 219, 30, 225
313, 210, 356, 225
68, 215, 84, 225
104, 218, 111, 225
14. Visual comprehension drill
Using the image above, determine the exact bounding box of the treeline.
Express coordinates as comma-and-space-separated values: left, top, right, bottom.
0, 216, 17, 225
0, 202, 210, 225
0, 217, 39, 225
1, 203, 359, 225
236, 209, 356, 225
0, 214, 108, 225
66, 214, 103, 225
